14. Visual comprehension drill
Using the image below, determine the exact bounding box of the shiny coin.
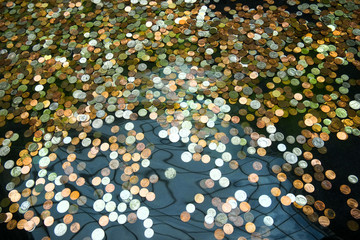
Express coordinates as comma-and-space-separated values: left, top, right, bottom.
210, 169, 222, 181
91, 228, 105, 240
137, 206, 150, 220
263, 216, 274, 226
57, 200, 70, 213
348, 175, 358, 184
259, 195, 272, 208
164, 168, 177, 179
54, 223, 67, 237
234, 190, 247, 202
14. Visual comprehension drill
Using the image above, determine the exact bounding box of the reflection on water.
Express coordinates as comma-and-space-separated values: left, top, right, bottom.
14, 119, 326, 240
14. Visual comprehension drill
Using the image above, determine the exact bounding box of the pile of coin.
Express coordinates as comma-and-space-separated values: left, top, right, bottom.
0, 0, 360, 239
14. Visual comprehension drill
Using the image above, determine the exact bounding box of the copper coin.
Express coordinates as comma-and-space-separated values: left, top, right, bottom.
180, 211, 190, 222
304, 183, 315, 193
272, 165, 282, 174
44, 216, 54, 227
99, 215, 109, 226
347, 220, 359, 231
303, 205, 314, 215
127, 213, 137, 224
214, 229, 225, 239
302, 174, 313, 183
248, 173, 259, 183
277, 173, 287, 182
350, 209, 360, 219
321, 180, 332, 190
293, 180, 304, 189
347, 198, 359, 209
271, 187, 281, 197
308, 212, 319, 223
146, 192, 156, 201
223, 223, 234, 235
324, 209, 336, 219
239, 202, 251, 212
222, 203, 232, 213
318, 216, 330, 227
280, 196, 291, 206
63, 214, 73, 224
314, 201, 326, 211
70, 222, 80, 233
340, 184, 351, 195
252, 161, 263, 171
7, 219, 17, 230
325, 170, 336, 180
205, 179, 215, 188
24, 220, 35, 231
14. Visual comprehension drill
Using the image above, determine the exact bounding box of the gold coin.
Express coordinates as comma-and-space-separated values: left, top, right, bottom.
194, 193, 204, 204
245, 222, 256, 233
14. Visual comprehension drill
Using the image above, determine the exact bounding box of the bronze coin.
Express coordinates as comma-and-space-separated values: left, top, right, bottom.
70, 222, 80, 233
321, 180, 332, 190
350, 208, 360, 219
347, 198, 359, 209
340, 185, 351, 195
180, 211, 190, 222
318, 216, 330, 227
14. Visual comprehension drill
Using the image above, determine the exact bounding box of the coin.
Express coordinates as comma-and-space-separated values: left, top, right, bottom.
347, 198, 359, 209
245, 222, 256, 233
318, 216, 330, 227
234, 190, 247, 202
70, 222, 80, 233
54, 223, 67, 236
281, 196, 292, 206
180, 211, 191, 222
259, 195, 272, 208
351, 209, 360, 219
91, 228, 105, 240
340, 185, 351, 195
195, 193, 205, 204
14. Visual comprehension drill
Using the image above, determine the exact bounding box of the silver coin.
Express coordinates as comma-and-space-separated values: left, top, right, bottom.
312, 137, 324, 148
92, 119, 103, 129
143, 218, 153, 228
129, 199, 141, 211
54, 223, 67, 237
209, 168, 221, 181
259, 195, 272, 207
165, 167, 177, 179
91, 228, 105, 240
234, 190, 247, 202
348, 175, 358, 184
263, 216, 274, 226
93, 199, 105, 212
284, 151, 298, 164
137, 206, 150, 220
295, 195, 307, 206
